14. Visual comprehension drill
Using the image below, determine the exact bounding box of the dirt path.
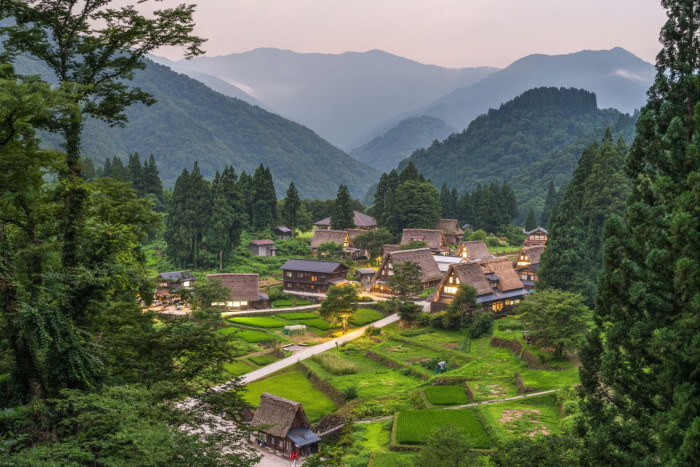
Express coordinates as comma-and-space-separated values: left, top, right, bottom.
355, 389, 559, 423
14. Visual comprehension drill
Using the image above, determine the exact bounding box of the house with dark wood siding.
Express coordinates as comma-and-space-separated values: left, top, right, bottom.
431, 257, 529, 314
280, 259, 349, 294
154, 270, 196, 302
524, 227, 548, 247
513, 245, 545, 292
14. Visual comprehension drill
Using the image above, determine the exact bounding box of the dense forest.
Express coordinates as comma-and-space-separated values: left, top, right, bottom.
398, 87, 637, 212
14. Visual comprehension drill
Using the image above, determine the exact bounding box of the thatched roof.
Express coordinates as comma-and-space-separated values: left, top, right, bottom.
482, 257, 525, 292
377, 248, 443, 283
206, 273, 260, 302
457, 241, 494, 261
441, 257, 525, 297
400, 229, 445, 249
250, 393, 310, 438
311, 229, 349, 249
313, 211, 377, 228
280, 259, 347, 274
516, 246, 545, 266
435, 219, 464, 236
250, 239, 275, 246
383, 244, 400, 255
345, 229, 364, 241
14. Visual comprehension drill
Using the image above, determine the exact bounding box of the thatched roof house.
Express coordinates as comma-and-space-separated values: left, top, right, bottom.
206, 273, 269, 310
371, 248, 443, 294
313, 211, 377, 230
250, 393, 321, 456
431, 257, 529, 314
310, 229, 350, 250
400, 229, 446, 253
514, 245, 545, 290
456, 241, 495, 261
435, 219, 464, 245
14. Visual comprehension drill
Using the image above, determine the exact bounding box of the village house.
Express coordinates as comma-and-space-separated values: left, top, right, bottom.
310, 229, 366, 259
430, 257, 529, 314
154, 270, 196, 303
461, 223, 475, 233
455, 240, 495, 261
435, 219, 464, 245
434, 255, 466, 275
250, 393, 320, 458
249, 239, 277, 257
313, 210, 377, 230
206, 273, 270, 310
399, 229, 448, 255
371, 248, 443, 294
275, 226, 292, 240
382, 244, 400, 256
280, 259, 349, 294
524, 227, 548, 247
355, 268, 377, 287
514, 245, 545, 292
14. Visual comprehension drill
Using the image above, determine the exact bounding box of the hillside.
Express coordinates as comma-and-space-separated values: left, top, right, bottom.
398, 87, 637, 209
160, 48, 498, 150
357, 48, 653, 168
349, 116, 457, 173
20, 57, 378, 199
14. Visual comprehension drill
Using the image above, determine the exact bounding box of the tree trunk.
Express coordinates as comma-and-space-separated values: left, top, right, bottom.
60, 118, 86, 270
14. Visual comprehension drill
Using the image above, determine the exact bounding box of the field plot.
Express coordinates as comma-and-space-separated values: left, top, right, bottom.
349, 308, 385, 326
215, 327, 239, 335
223, 360, 252, 376
470, 378, 518, 401
274, 312, 319, 320
395, 409, 490, 448
248, 353, 280, 366
227, 316, 285, 328
424, 385, 469, 405
236, 329, 280, 343
243, 371, 337, 423
475, 394, 561, 440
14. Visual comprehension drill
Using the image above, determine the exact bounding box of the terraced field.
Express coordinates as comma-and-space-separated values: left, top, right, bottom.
394, 409, 490, 448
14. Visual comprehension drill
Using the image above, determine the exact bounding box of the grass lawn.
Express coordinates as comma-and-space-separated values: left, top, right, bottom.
227, 316, 286, 328
349, 308, 385, 326
223, 360, 252, 376
272, 299, 314, 308
236, 329, 280, 343
274, 312, 319, 320
394, 409, 490, 448
475, 394, 561, 441
243, 371, 337, 423
248, 353, 280, 366
370, 452, 417, 467
424, 385, 470, 405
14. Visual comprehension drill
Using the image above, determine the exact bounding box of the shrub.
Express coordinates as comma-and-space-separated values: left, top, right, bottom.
364, 325, 381, 336
267, 286, 289, 302
358, 296, 374, 302
469, 311, 494, 338
486, 236, 500, 247
342, 386, 358, 400
416, 313, 432, 326
312, 353, 359, 375
418, 287, 435, 299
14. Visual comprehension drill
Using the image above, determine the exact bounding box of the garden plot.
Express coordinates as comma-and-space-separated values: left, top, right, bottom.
236, 329, 281, 343
394, 409, 490, 448
469, 378, 518, 401
424, 385, 469, 405
223, 360, 252, 377
243, 371, 337, 423
475, 394, 562, 440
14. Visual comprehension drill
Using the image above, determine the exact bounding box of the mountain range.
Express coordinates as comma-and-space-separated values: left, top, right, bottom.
152, 48, 497, 150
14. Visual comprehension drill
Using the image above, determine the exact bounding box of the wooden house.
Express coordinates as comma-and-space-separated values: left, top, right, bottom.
371, 248, 443, 294
250, 393, 320, 458
313, 211, 377, 230
249, 239, 277, 257
461, 223, 475, 232
435, 219, 464, 245
514, 245, 545, 292
399, 229, 447, 255
524, 227, 548, 247
455, 241, 495, 261
431, 257, 529, 314
154, 270, 196, 303
275, 226, 292, 240
206, 273, 269, 310
356, 268, 377, 287
280, 259, 349, 294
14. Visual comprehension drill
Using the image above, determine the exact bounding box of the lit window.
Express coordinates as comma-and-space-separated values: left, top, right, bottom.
183, 281, 190, 287
448, 276, 454, 284
492, 302, 504, 311
311, 276, 318, 282
443, 286, 458, 294
226, 301, 234, 307
286, 271, 292, 277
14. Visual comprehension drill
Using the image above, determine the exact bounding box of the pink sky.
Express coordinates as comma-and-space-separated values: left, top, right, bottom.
144, 0, 667, 68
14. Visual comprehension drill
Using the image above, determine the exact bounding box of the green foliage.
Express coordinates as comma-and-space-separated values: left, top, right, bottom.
416, 424, 480, 467
423, 386, 470, 405
457, 181, 518, 233
319, 285, 359, 333
395, 410, 489, 448
518, 290, 591, 358
342, 386, 358, 400
394, 180, 441, 230
282, 181, 301, 236
330, 184, 355, 230
469, 311, 494, 338
524, 207, 537, 231
316, 241, 345, 259
445, 284, 479, 330
311, 353, 359, 375
397, 301, 423, 322
491, 434, 581, 467
387, 261, 423, 298
399, 240, 428, 250
352, 228, 394, 262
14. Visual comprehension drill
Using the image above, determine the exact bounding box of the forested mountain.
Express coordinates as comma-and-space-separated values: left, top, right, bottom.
24, 58, 378, 199
399, 87, 637, 210
157, 48, 497, 150
350, 116, 457, 173
357, 48, 653, 168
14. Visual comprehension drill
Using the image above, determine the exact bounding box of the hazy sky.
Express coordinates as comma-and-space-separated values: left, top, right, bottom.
147, 0, 667, 68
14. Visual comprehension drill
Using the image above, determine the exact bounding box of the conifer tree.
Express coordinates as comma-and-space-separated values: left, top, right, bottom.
207, 172, 237, 268
101, 158, 112, 179
238, 170, 253, 226
540, 181, 556, 228
110, 156, 126, 181
524, 207, 537, 231
251, 165, 276, 231
83, 158, 96, 181
127, 152, 143, 196
440, 182, 452, 218
283, 182, 301, 236
399, 161, 420, 183
578, 2, 700, 464
142, 154, 163, 198
331, 184, 355, 230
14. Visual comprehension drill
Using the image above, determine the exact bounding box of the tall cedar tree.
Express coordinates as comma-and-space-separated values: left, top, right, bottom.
395, 180, 441, 231
524, 207, 537, 231
537, 129, 629, 305
540, 181, 557, 228
577, 2, 700, 465
283, 182, 301, 236
251, 164, 277, 231
331, 184, 355, 230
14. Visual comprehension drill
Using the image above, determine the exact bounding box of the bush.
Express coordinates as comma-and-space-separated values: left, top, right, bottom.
469, 311, 494, 338
416, 313, 432, 326
312, 353, 359, 375
342, 386, 358, 400
486, 236, 500, 247
267, 286, 289, 302
358, 296, 374, 302
365, 325, 381, 336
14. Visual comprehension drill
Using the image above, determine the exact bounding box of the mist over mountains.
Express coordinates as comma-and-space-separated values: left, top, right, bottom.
153, 48, 497, 151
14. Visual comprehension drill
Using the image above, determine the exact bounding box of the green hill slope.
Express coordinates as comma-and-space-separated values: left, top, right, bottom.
399, 87, 637, 209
